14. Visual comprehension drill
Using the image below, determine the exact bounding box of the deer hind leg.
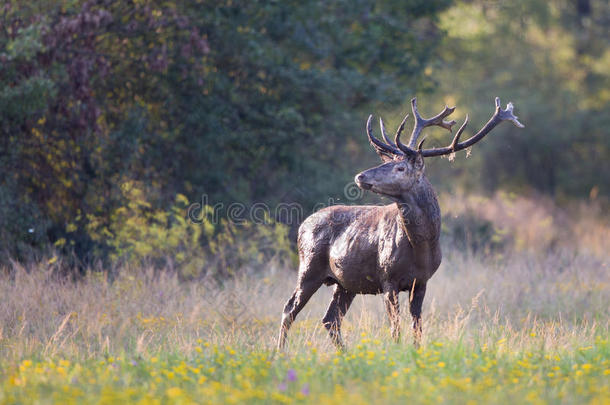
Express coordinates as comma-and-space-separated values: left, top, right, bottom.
409, 281, 427, 347
277, 276, 323, 350
322, 285, 356, 350
383, 283, 401, 342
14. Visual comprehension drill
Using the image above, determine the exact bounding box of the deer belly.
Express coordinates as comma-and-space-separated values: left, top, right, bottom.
328, 238, 382, 294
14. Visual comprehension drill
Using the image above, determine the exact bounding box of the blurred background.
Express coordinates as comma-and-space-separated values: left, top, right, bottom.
1, 0, 608, 275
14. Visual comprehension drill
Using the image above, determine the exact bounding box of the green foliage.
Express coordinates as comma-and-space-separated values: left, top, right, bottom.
1, 0, 608, 268
0, 182, 52, 261
86, 182, 294, 278
86, 183, 203, 272
423, 0, 610, 199
0, 76, 55, 121
442, 213, 507, 256
5, 23, 45, 60
0, 0, 450, 265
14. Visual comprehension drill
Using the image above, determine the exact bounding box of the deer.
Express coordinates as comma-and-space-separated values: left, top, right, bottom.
277, 97, 524, 350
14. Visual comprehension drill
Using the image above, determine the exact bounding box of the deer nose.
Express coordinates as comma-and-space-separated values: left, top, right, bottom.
355, 173, 372, 190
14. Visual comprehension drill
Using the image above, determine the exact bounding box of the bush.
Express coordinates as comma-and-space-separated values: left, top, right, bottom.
86, 182, 295, 279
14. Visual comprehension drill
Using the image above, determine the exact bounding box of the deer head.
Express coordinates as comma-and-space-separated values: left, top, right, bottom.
355, 97, 524, 199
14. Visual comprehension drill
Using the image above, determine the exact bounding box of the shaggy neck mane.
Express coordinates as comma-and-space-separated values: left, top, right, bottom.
395, 176, 441, 246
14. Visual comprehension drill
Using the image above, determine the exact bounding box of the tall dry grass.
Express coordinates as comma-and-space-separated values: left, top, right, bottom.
0, 250, 606, 361
0, 193, 607, 361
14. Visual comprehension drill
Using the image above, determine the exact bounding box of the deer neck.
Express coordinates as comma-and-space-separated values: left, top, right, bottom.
395, 176, 441, 246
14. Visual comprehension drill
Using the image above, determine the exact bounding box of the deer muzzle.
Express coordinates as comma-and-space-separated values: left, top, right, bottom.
355, 173, 372, 190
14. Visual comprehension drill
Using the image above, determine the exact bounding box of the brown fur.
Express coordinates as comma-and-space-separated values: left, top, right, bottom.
277, 97, 524, 349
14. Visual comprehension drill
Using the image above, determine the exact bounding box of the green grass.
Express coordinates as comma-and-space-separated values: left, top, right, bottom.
0, 245, 608, 404
2, 338, 608, 404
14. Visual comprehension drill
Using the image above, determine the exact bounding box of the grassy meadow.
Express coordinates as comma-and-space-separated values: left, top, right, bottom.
2, 1, 609, 403
0, 193, 608, 404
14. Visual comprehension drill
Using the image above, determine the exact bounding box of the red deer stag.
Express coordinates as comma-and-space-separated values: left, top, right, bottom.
278, 97, 524, 349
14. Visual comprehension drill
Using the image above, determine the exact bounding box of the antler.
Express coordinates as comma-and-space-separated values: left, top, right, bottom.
366, 115, 402, 159
365, 97, 524, 160
379, 118, 396, 148
418, 97, 525, 157
407, 97, 457, 149
366, 113, 418, 159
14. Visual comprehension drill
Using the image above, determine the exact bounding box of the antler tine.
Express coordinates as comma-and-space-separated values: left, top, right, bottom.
393, 113, 415, 155
407, 97, 457, 149
420, 97, 525, 158
417, 137, 427, 152
499, 98, 525, 128
379, 118, 397, 147
449, 114, 469, 150
394, 113, 409, 140
395, 128, 415, 156
366, 115, 402, 158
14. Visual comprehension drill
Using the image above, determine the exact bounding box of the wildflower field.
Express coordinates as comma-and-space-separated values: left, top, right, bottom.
3, 334, 608, 404
1, 243, 608, 404
2, 0, 609, 402
3, 334, 609, 404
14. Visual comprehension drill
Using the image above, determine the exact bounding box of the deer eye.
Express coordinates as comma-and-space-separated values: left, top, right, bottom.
396, 166, 405, 172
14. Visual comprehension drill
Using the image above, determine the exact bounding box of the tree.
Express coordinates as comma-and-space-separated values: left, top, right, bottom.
0, 0, 452, 262
422, 0, 609, 199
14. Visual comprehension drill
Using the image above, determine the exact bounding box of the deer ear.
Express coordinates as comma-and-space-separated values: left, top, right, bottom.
377, 151, 395, 163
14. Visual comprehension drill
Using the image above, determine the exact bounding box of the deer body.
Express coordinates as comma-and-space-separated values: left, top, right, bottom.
301, 178, 441, 295
278, 97, 524, 349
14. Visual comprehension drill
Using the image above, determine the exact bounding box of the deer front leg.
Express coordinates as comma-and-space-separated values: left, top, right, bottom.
409, 281, 426, 347
278, 276, 323, 350
322, 285, 356, 350
383, 283, 400, 342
